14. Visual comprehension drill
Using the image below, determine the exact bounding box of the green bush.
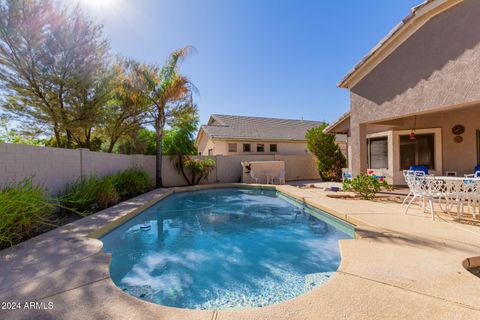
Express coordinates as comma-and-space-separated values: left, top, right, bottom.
60, 176, 101, 215
342, 173, 392, 200
96, 175, 120, 209
306, 124, 346, 181
113, 168, 152, 199
182, 157, 216, 185
0, 179, 54, 248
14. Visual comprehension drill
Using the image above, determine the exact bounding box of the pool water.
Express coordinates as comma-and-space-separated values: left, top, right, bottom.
101, 188, 353, 310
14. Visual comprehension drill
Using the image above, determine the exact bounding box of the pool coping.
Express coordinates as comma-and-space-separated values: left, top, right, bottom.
1, 183, 480, 319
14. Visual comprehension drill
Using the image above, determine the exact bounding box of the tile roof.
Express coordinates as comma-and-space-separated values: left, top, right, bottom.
200, 114, 324, 141
323, 112, 350, 134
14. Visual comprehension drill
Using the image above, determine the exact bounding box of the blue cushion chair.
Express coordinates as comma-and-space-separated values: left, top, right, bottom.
409, 165, 429, 175
465, 165, 480, 178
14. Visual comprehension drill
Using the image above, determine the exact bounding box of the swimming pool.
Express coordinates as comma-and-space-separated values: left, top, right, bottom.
101, 188, 353, 310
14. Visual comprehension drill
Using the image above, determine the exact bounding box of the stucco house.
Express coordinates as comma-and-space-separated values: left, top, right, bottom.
325, 0, 480, 185
196, 114, 347, 156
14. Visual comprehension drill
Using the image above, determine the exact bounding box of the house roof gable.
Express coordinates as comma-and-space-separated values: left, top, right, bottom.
338, 0, 464, 89
197, 114, 324, 142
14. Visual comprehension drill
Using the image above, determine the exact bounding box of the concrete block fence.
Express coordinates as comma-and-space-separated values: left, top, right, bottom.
0, 143, 320, 194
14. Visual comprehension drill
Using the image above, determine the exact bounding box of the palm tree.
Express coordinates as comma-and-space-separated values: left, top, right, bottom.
139, 47, 195, 187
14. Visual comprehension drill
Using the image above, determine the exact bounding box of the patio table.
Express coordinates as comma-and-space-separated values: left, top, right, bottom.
424, 175, 480, 218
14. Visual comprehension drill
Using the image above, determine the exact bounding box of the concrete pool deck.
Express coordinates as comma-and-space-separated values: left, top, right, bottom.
1, 183, 479, 319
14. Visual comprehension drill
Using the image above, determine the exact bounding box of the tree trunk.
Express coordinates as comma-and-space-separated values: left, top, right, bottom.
66, 129, 73, 149
54, 127, 61, 147
155, 120, 164, 188
177, 155, 193, 185
85, 128, 92, 149
107, 138, 116, 153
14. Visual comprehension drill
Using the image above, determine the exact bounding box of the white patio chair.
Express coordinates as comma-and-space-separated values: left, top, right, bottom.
404, 173, 438, 220
274, 169, 286, 185
459, 178, 480, 219
250, 170, 260, 184
402, 170, 425, 207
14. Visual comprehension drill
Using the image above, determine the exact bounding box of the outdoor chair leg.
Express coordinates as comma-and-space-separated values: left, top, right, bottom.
401, 191, 412, 207
404, 195, 416, 215
428, 198, 435, 221
457, 199, 462, 219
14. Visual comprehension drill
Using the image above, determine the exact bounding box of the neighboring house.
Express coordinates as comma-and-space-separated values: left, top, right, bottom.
196, 114, 347, 156
326, 0, 480, 185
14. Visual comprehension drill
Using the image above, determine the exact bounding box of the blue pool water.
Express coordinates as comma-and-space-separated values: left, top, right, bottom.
101, 188, 353, 310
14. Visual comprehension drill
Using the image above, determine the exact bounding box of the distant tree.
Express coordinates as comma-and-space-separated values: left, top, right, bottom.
101, 59, 149, 153
116, 128, 156, 155
138, 47, 195, 187
0, 0, 108, 147
306, 123, 346, 181
0, 115, 44, 145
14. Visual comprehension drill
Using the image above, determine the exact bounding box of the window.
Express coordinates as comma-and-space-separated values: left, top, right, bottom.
269, 144, 277, 152
256, 144, 265, 152
228, 143, 237, 153
400, 134, 435, 170
368, 137, 388, 169
243, 144, 251, 152
208, 149, 213, 156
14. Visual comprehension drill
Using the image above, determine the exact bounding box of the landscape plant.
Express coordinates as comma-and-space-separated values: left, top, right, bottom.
342, 173, 392, 200
306, 123, 346, 181
160, 106, 216, 186
60, 176, 102, 216
138, 47, 196, 187
183, 158, 216, 185
95, 175, 120, 209
113, 168, 152, 199
0, 178, 54, 249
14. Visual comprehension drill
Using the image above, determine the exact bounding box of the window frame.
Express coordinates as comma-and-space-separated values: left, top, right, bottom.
269, 144, 277, 153
399, 133, 435, 170
243, 143, 251, 152
256, 144, 265, 152
228, 143, 237, 153
367, 136, 388, 169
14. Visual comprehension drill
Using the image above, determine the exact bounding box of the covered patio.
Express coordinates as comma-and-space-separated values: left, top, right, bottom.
327, 103, 480, 186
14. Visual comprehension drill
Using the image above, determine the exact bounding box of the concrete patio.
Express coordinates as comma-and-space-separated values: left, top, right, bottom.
1, 183, 479, 319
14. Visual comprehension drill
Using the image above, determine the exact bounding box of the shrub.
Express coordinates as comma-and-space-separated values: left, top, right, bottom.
60, 176, 101, 215
306, 124, 346, 181
0, 179, 54, 249
183, 157, 216, 185
96, 175, 120, 209
113, 168, 152, 199
342, 173, 392, 200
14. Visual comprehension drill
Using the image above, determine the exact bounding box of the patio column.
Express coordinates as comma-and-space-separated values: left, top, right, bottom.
351, 123, 368, 175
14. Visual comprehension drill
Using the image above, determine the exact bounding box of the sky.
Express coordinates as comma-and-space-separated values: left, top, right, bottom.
72, 0, 422, 126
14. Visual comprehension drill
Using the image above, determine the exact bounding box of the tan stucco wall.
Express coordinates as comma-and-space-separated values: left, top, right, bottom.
196, 130, 216, 155
197, 138, 310, 156
348, 0, 480, 174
